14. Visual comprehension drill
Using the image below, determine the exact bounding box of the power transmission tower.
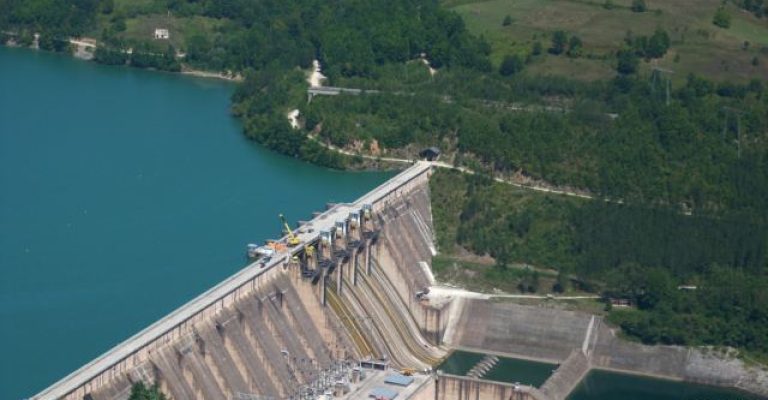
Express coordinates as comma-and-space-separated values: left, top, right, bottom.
651, 65, 675, 106
722, 106, 744, 159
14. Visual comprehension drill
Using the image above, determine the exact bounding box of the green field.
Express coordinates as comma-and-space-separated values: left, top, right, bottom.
120, 14, 222, 52
447, 0, 768, 82
90, 0, 223, 53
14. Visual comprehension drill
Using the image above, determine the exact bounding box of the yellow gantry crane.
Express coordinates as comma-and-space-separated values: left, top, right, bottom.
279, 213, 301, 246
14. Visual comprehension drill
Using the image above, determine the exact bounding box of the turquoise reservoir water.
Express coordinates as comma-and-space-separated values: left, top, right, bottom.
0, 47, 391, 399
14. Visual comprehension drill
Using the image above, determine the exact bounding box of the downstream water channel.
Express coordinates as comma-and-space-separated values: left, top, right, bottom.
0, 47, 391, 399
439, 350, 762, 400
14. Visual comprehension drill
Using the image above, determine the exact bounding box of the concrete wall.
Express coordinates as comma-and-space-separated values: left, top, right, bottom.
433, 374, 539, 400
591, 321, 768, 397
452, 300, 590, 363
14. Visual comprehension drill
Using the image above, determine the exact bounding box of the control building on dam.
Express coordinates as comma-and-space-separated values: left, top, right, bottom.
31, 162, 768, 400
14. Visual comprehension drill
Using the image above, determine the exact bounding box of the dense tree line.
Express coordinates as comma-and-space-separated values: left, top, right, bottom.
232, 68, 348, 169
305, 72, 768, 221
3, 0, 491, 77
93, 45, 180, 71
107, 0, 491, 77
430, 169, 768, 355
0, 0, 107, 42
607, 264, 767, 350
737, 0, 767, 18
573, 202, 767, 276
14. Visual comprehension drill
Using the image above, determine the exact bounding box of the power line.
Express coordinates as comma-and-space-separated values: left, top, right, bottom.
722, 106, 744, 159
651, 65, 675, 106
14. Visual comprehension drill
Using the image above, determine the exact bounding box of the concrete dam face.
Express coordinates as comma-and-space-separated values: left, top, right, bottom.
31, 162, 768, 400
33, 163, 451, 400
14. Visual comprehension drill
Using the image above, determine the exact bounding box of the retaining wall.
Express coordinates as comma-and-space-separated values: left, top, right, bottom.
453, 300, 589, 363
453, 300, 768, 398
434, 374, 541, 400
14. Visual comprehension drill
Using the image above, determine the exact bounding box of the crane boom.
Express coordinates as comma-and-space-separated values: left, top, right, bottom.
279, 214, 301, 246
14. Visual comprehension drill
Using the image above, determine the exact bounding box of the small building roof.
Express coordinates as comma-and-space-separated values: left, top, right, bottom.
384, 374, 414, 387
154, 28, 170, 39
369, 387, 398, 399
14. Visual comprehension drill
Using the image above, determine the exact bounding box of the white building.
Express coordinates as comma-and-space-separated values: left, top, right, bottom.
154, 29, 169, 40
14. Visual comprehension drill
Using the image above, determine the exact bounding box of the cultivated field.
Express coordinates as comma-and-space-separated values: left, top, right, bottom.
91, 0, 223, 53
446, 0, 768, 82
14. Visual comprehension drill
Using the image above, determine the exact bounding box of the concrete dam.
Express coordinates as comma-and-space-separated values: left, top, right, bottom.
32, 162, 448, 400
31, 162, 768, 400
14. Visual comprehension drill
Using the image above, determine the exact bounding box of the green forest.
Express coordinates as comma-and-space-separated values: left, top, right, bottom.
2, 0, 767, 359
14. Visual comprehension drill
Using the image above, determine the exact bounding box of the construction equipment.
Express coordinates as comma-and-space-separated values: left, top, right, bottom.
266, 240, 287, 253
247, 243, 275, 259
279, 213, 301, 246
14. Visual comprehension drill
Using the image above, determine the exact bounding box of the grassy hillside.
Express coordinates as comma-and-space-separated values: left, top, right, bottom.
447, 0, 768, 82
